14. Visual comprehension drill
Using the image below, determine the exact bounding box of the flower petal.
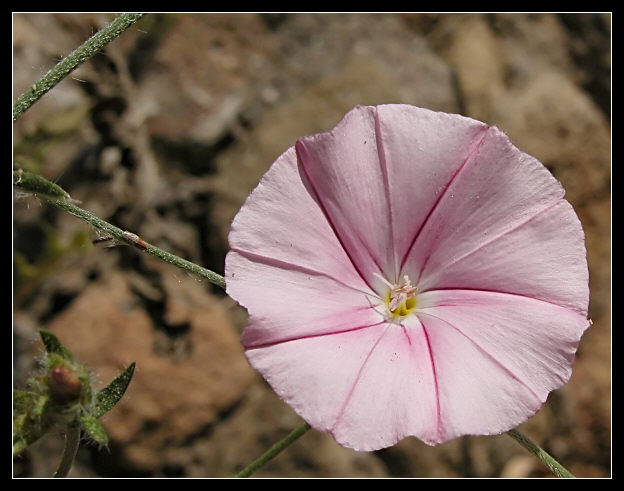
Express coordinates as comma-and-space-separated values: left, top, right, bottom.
400, 125, 588, 312
329, 321, 440, 450
418, 200, 589, 314
246, 322, 440, 451
228, 146, 368, 293
295, 106, 395, 292
226, 251, 383, 348
410, 312, 545, 443
375, 105, 490, 274
417, 289, 589, 407
245, 324, 388, 436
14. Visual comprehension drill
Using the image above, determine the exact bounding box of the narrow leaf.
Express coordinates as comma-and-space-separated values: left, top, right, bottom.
79, 412, 108, 446
92, 362, 135, 418
39, 330, 74, 361
13, 170, 71, 199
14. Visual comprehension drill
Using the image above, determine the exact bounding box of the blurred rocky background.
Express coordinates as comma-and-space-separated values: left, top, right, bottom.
13, 13, 610, 478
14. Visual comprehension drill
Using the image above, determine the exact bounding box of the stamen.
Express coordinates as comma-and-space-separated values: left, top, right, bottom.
388, 275, 418, 313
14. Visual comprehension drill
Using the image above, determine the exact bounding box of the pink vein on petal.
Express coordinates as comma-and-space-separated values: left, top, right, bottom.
374, 107, 397, 280
418, 197, 564, 283
400, 325, 412, 347
296, 143, 382, 292
230, 247, 378, 298
409, 317, 442, 442
330, 323, 391, 434
399, 125, 491, 275
417, 311, 542, 403
420, 287, 588, 317
244, 319, 387, 350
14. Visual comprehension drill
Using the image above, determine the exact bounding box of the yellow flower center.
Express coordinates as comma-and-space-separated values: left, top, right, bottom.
383, 275, 418, 318
386, 290, 417, 317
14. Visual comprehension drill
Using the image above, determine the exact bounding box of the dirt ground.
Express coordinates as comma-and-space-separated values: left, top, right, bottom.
13, 13, 611, 478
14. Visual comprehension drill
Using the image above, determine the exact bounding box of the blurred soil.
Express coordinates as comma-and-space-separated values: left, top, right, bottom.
13, 13, 610, 478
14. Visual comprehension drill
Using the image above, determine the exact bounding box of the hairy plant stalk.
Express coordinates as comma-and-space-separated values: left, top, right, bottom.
236, 423, 311, 478
507, 428, 575, 478
13, 13, 145, 122
53, 422, 81, 478
13, 170, 226, 289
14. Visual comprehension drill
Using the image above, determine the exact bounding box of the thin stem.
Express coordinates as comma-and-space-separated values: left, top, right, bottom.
236, 422, 311, 478
14, 171, 226, 289
53, 422, 81, 478
13, 13, 145, 122
506, 428, 575, 478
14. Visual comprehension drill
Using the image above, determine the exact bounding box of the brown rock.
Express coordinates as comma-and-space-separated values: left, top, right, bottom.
436, 14, 610, 206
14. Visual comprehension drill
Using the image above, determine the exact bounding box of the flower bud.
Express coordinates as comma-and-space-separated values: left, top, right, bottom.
48, 365, 82, 402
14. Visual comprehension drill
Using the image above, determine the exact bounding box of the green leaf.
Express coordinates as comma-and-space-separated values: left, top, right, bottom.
79, 412, 108, 446
39, 329, 74, 361
13, 170, 72, 199
92, 362, 136, 418
13, 390, 53, 455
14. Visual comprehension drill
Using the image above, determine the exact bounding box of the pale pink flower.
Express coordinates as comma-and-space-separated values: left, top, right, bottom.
225, 105, 590, 451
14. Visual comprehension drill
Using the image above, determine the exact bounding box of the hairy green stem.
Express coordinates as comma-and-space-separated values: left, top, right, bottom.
53, 422, 81, 478
14, 170, 226, 289
507, 428, 575, 478
236, 423, 311, 478
13, 13, 145, 122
